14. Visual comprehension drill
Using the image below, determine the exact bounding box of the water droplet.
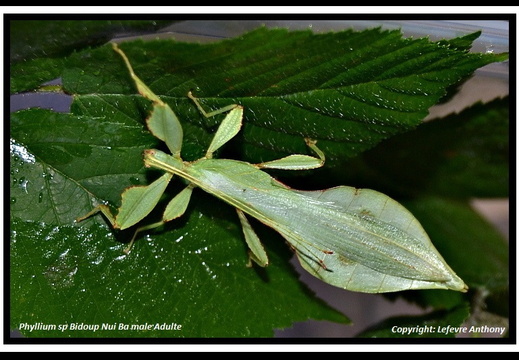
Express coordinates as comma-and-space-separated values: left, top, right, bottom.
10, 197, 17, 204
38, 192, 44, 203
43, 248, 78, 289
18, 177, 29, 194
91, 254, 104, 265
114, 254, 127, 261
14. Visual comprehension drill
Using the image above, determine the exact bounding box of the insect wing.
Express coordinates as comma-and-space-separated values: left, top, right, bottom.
295, 247, 449, 293
289, 186, 468, 293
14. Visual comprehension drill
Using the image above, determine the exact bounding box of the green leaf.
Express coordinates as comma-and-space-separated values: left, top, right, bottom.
10, 19, 176, 63
10, 57, 65, 95
11, 197, 348, 337
10, 20, 177, 94
60, 27, 507, 163
349, 97, 509, 198
10, 26, 507, 337
10, 108, 155, 210
10, 110, 349, 337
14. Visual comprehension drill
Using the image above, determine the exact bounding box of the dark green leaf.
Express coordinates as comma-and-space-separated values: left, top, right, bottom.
10, 19, 176, 63
10, 57, 66, 95
10, 112, 349, 338
349, 97, 509, 198
10, 20, 177, 93
59, 28, 507, 164
11, 197, 348, 337
10, 108, 154, 210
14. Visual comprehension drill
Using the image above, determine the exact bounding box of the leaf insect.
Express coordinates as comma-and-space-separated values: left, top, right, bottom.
77, 43, 468, 294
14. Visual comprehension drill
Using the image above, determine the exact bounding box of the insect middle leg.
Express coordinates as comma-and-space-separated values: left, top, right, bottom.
187, 91, 244, 159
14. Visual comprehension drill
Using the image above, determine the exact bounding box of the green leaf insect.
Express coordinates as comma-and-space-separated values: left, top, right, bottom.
76, 43, 468, 294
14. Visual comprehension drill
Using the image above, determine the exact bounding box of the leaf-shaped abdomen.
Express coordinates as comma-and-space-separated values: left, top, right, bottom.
184, 159, 467, 293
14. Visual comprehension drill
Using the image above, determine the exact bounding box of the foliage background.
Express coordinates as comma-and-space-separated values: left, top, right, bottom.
9, 18, 510, 339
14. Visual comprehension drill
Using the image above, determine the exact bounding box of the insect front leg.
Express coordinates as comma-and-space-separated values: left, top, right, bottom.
113, 43, 183, 157
187, 91, 244, 159
115, 172, 173, 230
